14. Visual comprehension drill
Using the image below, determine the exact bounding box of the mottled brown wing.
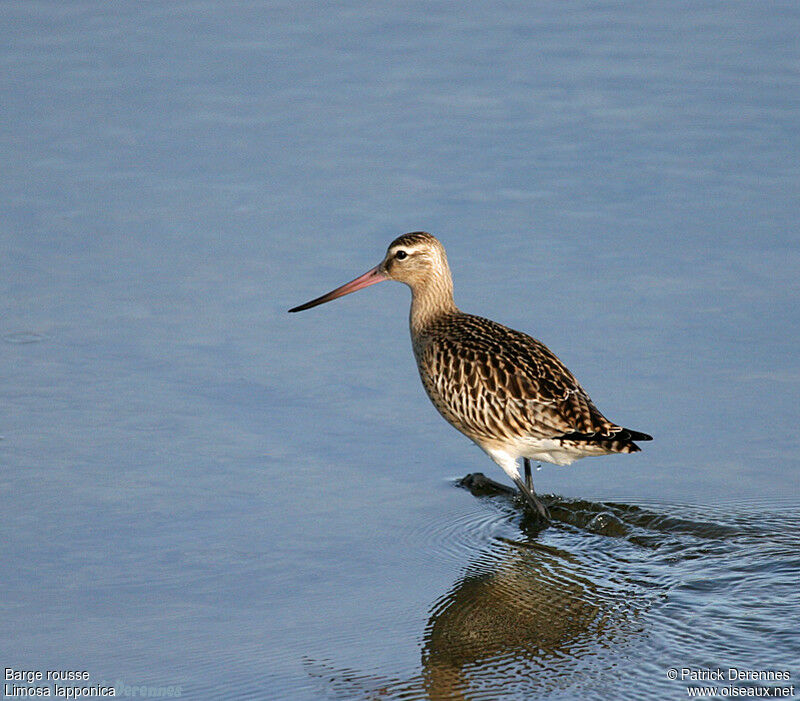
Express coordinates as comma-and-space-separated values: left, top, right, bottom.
419, 314, 625, 441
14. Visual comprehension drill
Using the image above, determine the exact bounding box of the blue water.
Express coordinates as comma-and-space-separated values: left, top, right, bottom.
2, 1, 798, 699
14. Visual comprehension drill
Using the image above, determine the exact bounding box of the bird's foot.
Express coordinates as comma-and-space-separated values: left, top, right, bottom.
513, 477, 551, 522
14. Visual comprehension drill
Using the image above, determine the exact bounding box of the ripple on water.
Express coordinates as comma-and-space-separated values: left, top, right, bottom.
408, 498, 521, 566
4, 331, 45, 344
308, 478, 800, 700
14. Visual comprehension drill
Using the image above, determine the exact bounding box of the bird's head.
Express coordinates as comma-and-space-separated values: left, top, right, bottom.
289, 231, 452, 313
379, 231, 449, 289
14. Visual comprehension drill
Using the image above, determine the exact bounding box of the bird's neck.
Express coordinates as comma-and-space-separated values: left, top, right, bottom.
409, 274, 458, 335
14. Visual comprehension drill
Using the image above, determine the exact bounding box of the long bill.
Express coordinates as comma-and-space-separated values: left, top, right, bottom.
289, 265, 386, 312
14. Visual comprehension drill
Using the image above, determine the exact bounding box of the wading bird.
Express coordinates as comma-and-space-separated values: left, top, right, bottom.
289, 232, 651, 521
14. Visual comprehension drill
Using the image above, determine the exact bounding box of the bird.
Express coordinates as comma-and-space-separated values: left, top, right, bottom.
289, 232, 651, 521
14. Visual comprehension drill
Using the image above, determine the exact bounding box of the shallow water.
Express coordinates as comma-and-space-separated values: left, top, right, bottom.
2, 1, 799, 699
306, 483, 800, 700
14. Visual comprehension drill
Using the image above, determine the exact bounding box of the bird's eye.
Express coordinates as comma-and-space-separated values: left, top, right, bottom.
395, 250, 408, 260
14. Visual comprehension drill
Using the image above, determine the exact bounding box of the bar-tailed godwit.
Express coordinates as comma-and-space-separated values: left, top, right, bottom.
290, 232, 651, 520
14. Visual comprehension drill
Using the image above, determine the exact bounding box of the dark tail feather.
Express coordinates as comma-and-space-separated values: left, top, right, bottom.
559, 428, 652, 442
624, 429, 653, 442
558, 427, 652, 454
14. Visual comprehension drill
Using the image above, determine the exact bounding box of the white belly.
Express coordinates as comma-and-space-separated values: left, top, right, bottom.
479, 438, 593, 483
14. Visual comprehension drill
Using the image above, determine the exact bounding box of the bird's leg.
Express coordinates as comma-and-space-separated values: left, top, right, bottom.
512, 475, 550, 522
522, 458, 550, 520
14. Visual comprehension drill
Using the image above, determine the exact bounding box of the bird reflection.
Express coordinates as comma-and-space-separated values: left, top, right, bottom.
421, 534, 612, 699
306, 478, 638, 700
